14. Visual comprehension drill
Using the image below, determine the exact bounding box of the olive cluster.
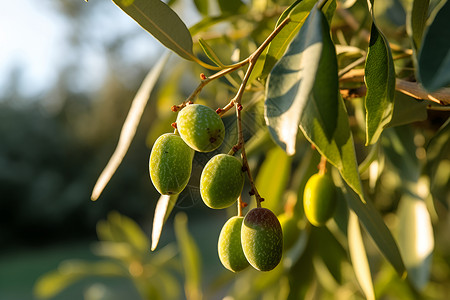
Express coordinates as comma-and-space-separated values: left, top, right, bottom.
149, 103, 283, 272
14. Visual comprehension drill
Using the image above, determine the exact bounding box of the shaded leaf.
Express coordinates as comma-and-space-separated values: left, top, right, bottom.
382, 126, 420, 185
265, 5, 339, 155
91, 53, 169, 201
151, 194, 178, 251
255, 146, 292, 215
174, 213, 202, 300
340, 180, 407, 277
218, 0, 247, 14
364, 22, 396, 145
193, 0, 208, 16
105, 211, 150, 254
425, 118, 450, 208
112, 0, 194, 60
417, 0, 450, 92
397, 193, 434, 290
348, 211, 375, 300
407, 0, 430, 50
198, 38, 227, 68
34, 260, 125, 299
387, 92, 428, 128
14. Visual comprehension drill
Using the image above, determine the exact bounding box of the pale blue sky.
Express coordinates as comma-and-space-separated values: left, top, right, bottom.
0, 0, 165, 98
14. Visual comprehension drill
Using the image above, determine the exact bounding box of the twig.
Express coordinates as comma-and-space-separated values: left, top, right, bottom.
339, 69, 450, 105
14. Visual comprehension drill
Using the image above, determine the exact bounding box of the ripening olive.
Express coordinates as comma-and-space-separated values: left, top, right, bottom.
241, 208, 283, 271
200, 154, 245, 209
218, 216, 250, 272
303, 173, 337, 227
149, 133, 194, 195
176, 104, 225, 152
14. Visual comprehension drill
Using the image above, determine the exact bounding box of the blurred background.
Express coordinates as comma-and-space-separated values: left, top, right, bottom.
2, 0, 450, 299
0, 0, 220, 299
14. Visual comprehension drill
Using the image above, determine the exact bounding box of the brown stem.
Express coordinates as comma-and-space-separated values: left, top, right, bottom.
318, 155, 327, 175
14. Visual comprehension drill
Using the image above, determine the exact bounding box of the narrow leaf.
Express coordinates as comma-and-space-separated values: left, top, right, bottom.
407, 0, 430, 50
397, 193, 434, 290
112, 0, 195, 60
91, 53, 169, 201
198, 38, 227, 68
218, 0, 247, 14
387, 92, 428, 128
151, 194, 178, 251
193, 0, 209, 16
107, 212, 150, 254
348, 211, 375, 300
341, 180, 407, 277
418, 0, 450, 92
255, 146, 292, 215
364, 22, 396, 145
265, 6, 339, 155
174, 213, 202, 300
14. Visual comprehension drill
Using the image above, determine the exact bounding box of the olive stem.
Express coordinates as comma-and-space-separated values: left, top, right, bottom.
177, 17, 291, 111
318, 155, 328, 175
237, 194, 243, 217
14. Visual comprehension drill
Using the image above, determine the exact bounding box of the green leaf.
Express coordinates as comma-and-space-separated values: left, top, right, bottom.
341, 180, 407, 277
387, 92, 428, 128
382, 126, 420, 185
198, 38, 227, 68
418, 0, 450, 92
112, 0, 195, 60
193, 0, 208, 16
91, 53, 169, 201
34, 260, 125, 299
348, 211, 375, 300
364, 22, 396, 145
151, 194, 178, 251
407, 0, 430, 50
255, 146, 292, 215
218, 0, 247, 14
265, 6, 339, 154
174, 213, 202, 300
104, 211, 150, 254
425, 118, 450, 208
261, 0, 336, 78
397, 193, 434, 290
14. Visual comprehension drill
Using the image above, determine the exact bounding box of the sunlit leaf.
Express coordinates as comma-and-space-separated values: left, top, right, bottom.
91, 53, 169, 201
112, 0, 195, 60
364, 19, 396, 145
255, 146, 292, 215
174, 213, 202, 300
265, 5, 339, 155
261, 0, 336, 78
151, 194, 178, 251
397, 192, 434, 290
417, 1, 450, 92
348, 211, 375, 300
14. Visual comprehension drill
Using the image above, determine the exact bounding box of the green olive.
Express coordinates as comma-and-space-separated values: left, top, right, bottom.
218, 216, 249, 272
149, 133, 194, 195
303, 173, 336, 227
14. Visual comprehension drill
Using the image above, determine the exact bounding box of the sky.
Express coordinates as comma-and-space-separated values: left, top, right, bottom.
0, 0, 164, 98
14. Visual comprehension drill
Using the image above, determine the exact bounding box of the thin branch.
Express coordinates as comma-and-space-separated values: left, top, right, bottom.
339, 68, 450, 105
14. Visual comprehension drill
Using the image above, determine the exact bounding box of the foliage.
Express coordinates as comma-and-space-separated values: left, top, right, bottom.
36, 0, 450, 299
